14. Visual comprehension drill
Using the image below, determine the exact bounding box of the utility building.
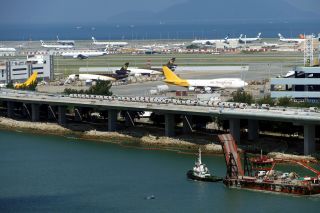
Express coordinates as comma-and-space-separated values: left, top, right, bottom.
0, 55, 54, 84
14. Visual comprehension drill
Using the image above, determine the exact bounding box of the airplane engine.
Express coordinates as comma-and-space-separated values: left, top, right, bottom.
204, 87, 212, 92
188, 86, 195, 91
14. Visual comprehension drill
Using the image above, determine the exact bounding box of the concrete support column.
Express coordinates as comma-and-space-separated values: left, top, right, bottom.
125, 111, 135, 127
182, 115, 193, 134
229, 118, 240, 144
48, 105, 57, 121
165, 113, 175, 137
31, 103, 40, 122
7, 101, 14, 118
248, 120, 259, 141
304, 124, 315, 155
74, 108, 82, 122
108, 109, 118, 131
58, 106, 67, 126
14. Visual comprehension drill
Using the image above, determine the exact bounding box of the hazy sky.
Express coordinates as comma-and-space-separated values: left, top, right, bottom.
0, 0, 318, 25
0, 0, 187, 24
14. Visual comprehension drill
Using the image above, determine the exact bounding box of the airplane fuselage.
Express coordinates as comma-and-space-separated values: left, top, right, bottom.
61, 50, 107, 59
165, 78, 247, 89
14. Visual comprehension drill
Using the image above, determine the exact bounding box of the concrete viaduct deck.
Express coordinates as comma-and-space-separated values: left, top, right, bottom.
0, 89, 319, 155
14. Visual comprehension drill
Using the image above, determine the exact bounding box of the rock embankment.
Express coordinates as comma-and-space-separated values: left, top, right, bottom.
0, 117, 70, 134
83, 130, 223, 153
0, 117, 317, 161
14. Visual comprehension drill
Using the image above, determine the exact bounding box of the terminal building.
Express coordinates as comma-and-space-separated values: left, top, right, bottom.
270, 35, 320, 102
0, 48, 16, 56
271, 66, 320, 102
0, 55, 54, 84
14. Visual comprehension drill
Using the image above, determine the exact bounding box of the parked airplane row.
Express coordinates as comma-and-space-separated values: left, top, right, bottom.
192, 33, 262, 45
191, 33, 318, 45
61, 49, 109, 59
64, 61, 247, 93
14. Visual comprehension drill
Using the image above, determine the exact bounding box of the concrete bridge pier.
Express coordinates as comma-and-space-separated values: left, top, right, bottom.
7, 101, 14, 118
108, 109, 118, 131
248, 119, 259, 141
304, 124, 315, 155
31, 103, 40, 122
182, 115, 193, 134
58, 106, 67, 126
165, 113, 175, 137
229, 118, 240, 144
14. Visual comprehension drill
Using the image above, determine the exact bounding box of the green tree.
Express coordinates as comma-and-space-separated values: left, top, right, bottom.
230, 89, 253, 104
277, 97, 292, 107
256, 95, 275, 106
64, 80, 113, 96
6, 81, 14, 89
186, 44, 200, 49
87, 80, 113, 96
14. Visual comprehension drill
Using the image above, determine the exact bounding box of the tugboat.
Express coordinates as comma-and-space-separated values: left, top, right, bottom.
187, 148, 223, 182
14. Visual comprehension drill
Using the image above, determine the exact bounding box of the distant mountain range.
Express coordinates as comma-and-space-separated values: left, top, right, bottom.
107, 0, 320, 24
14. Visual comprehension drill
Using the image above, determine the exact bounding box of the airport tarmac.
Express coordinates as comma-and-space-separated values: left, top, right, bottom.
1, 39, 304, 97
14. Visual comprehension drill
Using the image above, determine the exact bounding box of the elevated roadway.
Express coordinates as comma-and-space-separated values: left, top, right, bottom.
0, 89, 318, 155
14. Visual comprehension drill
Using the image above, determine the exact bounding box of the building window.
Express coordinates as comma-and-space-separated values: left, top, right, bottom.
13, 73, 27, 76
1, 70, 3, 78
32, 67, 44, 70
12, 68, 27, 71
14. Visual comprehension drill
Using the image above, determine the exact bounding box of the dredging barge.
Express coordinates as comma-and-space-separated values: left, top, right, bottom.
218, 134, 320, 195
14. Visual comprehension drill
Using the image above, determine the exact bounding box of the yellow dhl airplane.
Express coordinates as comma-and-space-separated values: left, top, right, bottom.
162, 66, 247, 92
15, 71, 38, 89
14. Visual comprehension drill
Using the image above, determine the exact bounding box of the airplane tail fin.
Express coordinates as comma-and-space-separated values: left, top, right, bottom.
40, 40, 44, 45
162, 66, 183, 83
120, 62, 129, 71
92, 37, 96, 43
15, 71, 38, 89
239, 34, 243, 39
278, 33, 284, 39
257, 32, 261, 38
56, 35, 60, 41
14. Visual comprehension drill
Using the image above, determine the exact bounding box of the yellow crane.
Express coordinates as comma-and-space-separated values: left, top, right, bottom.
14, 71, 38, 89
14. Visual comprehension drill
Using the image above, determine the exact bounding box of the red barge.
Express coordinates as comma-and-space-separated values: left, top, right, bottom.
218, 134, 320, 196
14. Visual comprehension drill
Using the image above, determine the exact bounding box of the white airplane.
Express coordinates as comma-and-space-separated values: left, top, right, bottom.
225, 35, 243, 43
91, 37, 128, 47
64, 74, 115, 85
283, 70, 295, 78
61, 49, 108, 59
40, 40, 73, 49
56, 36, 75, 45
0, 47, 16, 52
171, 42, 185, 47
239, 33, 262, 43
115, 62, 162, 78
191, 36, 229, 45
278, 33, 304, 43
162, 66, 247, 92
262, 42, 279, 48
